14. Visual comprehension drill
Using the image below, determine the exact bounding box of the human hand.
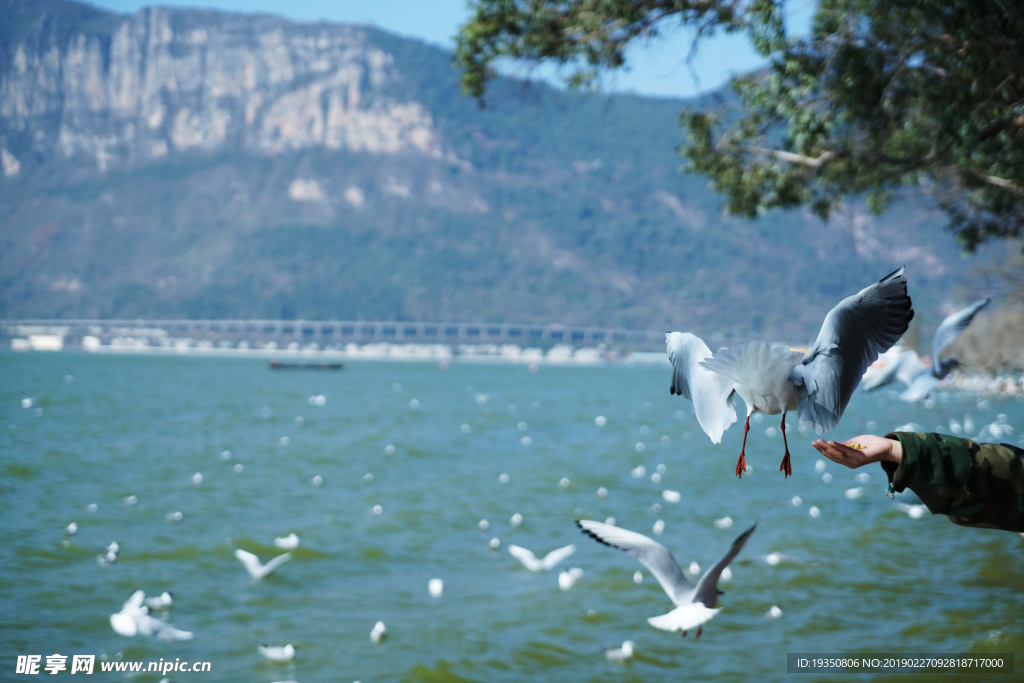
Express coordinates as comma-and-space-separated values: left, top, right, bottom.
811, 434, 902, 469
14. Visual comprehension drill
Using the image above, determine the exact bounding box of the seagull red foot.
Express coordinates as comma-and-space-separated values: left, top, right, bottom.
696, 626, 703, 639
735, 415, 750, 478
779, 412, 792, 478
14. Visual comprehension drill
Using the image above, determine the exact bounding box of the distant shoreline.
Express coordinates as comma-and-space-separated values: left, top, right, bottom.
5, 337, 671, 367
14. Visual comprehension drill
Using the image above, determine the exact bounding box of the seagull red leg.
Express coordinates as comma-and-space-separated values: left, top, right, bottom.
681, 630, 687, 638
735, 415, 750, 478
696, 626, 703, 639
779, 412, 792, 478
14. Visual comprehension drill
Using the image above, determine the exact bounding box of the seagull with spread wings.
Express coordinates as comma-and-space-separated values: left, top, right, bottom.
234, 548, 292, 580
861, 298, 988, 401
507, 543, 576, 572
577, 518, 758, 638
668, 267, 914, 478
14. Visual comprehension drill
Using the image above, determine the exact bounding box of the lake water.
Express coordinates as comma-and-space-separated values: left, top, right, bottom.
2, 351, 1023, 682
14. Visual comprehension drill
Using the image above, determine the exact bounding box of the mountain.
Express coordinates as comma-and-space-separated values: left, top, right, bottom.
0, 0, 995, 343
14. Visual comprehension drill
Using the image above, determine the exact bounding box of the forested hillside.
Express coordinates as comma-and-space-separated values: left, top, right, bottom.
0, 0, 996, 343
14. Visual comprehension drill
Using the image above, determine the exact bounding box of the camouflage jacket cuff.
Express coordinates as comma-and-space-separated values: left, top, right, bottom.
881, 431, 973, 495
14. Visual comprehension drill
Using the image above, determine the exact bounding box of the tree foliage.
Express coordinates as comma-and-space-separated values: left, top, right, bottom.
456, 0, 1024, 250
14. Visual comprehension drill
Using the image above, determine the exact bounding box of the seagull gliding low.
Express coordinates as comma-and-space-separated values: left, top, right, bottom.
577, 518, 758, 638
507, 544, 576, 572
234, 549, 292, 580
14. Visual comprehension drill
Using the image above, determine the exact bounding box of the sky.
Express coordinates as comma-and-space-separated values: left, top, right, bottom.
86, 0, 816, 100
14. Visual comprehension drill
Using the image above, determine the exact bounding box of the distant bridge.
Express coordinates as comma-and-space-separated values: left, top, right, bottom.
3, 319, 665, 349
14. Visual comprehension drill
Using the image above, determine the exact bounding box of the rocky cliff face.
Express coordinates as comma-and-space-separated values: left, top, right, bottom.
0, 2, 441, 174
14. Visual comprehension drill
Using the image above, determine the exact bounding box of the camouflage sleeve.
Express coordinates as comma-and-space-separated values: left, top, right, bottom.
879, 431, 1024, 532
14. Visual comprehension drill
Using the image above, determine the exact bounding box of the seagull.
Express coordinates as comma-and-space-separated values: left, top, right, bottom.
110, 590, 193, 641
862, 299, 989, 401
274, 533, 300, 550
577, 517, 758, 637
893, 502, 929, 519
558, 567, 584, 590
370, 621, 388, 643
110, 590, 146, 637
507, 544, 576, 572
258, 644, 295, 662
759, 552, 803, 566
97, 541, 119, 565
668, 267, 913, 477
144, 592, 174, 609
234, 549, 292, 580
605, 640, 635, 663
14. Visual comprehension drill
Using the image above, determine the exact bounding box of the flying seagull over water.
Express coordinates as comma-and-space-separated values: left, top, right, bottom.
507, 544, 576, 572
577, 518, 758, 638
668, 267, 913, 477
234, 549, 292, 580
861, 298, 988, 401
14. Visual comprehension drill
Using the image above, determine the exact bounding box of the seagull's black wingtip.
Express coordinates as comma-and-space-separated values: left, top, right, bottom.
576, 521, 618, 550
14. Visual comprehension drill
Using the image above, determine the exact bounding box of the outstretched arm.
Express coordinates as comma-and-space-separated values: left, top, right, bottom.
816, 432, 1024, 532
812, 434, 902, 468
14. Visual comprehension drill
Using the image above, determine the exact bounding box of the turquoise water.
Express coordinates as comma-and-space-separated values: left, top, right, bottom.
2, 351, 1023, 682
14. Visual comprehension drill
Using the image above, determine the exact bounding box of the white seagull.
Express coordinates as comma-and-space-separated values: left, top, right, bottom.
370, 620, 388, 643
861, 298, 989, 401
258, 644, 295, 662
893, 502, 929, 519
110, 590, 193, 641
507, 544, 576, 572
99, 541, 119, 564
605, 640, 636, 663
274, 533, 300, 550
668, 267, 913, 477
144, 591, 173, 609
558, 567, 584, 590
578, 518, 759, 638
235, 549, 292, 580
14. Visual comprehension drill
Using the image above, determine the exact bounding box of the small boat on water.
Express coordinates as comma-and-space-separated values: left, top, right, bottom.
269, 360, 343, 370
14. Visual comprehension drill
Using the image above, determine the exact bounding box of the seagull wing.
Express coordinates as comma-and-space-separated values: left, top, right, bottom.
110, 612, 138, 637
154, 623, 194, 642
259, 552, 293, 578
539, 544, 576, 570
577, 520, 690, 604
931, 299, 989, 371
666, 332, 738, 443
692, 519, 759, 608
234, 549, 264, 578
122, 589, 146, 613
790, 267, 914, 434
507, 545, 542, 571
861, 348, 908, 392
